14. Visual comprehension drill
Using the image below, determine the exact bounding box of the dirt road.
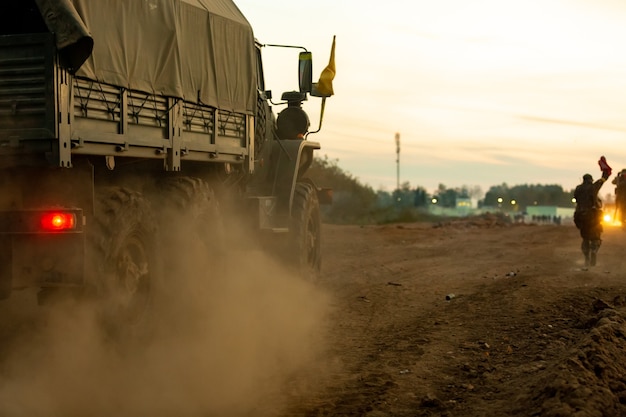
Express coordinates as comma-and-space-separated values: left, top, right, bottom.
283, 217, 626, 416
2, 216, 626, 416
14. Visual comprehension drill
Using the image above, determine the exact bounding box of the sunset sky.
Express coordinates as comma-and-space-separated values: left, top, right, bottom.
236, 0, 626, 197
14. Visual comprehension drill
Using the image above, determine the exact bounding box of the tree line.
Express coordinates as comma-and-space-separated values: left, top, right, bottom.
308, 156, 579, 224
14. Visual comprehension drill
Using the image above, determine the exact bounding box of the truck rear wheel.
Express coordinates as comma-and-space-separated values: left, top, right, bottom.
87, 187, 157, 335
288, 182, 322, 280
155, 176, 223, 254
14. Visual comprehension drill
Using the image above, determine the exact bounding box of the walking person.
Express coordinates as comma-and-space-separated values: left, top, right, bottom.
573, 157, 612, 267
611, 168, 626, 228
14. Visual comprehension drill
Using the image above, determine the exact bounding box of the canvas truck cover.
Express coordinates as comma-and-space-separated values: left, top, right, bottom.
35, 0, 257, 114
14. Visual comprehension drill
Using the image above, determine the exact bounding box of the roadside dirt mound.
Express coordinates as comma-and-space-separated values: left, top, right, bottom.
432, 212, 514, 229
521, 300, 626, 417
418, 277, 626, 417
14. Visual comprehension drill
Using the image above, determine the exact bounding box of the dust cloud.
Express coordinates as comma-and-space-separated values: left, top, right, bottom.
0, 204, 334, 416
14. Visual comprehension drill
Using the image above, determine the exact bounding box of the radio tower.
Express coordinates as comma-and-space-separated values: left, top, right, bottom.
395, 132, 400, 191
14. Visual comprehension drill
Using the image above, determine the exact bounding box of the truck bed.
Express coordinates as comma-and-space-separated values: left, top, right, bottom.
0, 32, 251, 171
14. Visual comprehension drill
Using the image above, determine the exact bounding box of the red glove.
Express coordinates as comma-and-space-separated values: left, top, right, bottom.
599, 156, 612, 176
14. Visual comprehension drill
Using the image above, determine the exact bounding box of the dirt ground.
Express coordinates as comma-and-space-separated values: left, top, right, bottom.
281, 215, 626, 417
3, 214, 626, 416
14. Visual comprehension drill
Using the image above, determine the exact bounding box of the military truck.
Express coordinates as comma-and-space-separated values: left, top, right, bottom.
0, 0, 333, 325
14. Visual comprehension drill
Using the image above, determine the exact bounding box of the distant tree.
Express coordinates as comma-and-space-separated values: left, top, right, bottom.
482, 183, 573, 211
483, 183, 509, 207
376, 189, 394, 207
392, 181, 415, 208
414, 187, 428, 208
307, 156, 378, 223
436, 184, 458, 208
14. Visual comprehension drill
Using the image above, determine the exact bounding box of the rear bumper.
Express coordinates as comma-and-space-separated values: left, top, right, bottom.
0, 209, 86, 297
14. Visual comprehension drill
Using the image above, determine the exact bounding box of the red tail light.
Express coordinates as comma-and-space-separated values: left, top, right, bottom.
40, 212, 76, 231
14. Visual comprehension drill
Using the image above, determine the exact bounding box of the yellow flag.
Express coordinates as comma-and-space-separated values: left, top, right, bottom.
316, 36, 336, 97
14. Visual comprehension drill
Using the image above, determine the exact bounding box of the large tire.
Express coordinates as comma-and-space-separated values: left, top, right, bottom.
288, 182, 322, 280
87, 187, 157, 334
155, 176, 223, 255
254, 93, 268, 159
